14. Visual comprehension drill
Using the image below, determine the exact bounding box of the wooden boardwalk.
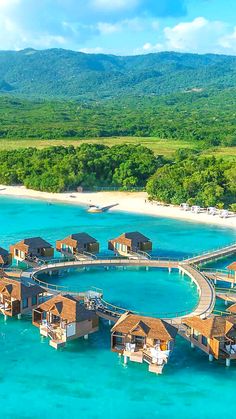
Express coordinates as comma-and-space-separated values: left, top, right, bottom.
175, 264, 215, 321
216, 291, 236, 304
184, 242, 236, 265
204, 271, 235, 285
29, 258, 215, 322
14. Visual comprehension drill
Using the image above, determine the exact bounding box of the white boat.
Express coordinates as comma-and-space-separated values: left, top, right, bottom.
87, 203, 118, 213
87, 205, 103, 213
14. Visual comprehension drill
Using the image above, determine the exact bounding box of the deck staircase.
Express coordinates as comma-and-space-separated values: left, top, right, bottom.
75, 251, 97, 261
127, 250, 150, 260
142, 351, 165, 374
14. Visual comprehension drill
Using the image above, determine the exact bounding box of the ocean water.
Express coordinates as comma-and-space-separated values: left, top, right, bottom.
0, 195, 236, 419
43, 267, 198, 318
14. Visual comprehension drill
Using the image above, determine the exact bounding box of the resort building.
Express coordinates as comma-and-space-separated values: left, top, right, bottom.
111, 312, 177, 374
33, 294, 99, 349
181, 315, 236, 365
0, 247, 11, 267
227, 262, 236, 282
0, 278, 43, 319
56, 233, 99, 257
108, 232, 152, 257
10, 237, 54, 264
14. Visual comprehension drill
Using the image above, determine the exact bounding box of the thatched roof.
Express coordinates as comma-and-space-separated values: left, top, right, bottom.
115, 232, 150, 242
0, 247, 9, 257
57, 233, 98, 248
112, 313, 177, 341
227, 303, 236, 314
11, 237, 52, 252
109, 232, 152, 249
227, 262, 236, 271
123, 232, 150, 241
0, 247, 9, 265
0, 278, 43, 300
182, 316, 234, 338
37, 294, 96, 323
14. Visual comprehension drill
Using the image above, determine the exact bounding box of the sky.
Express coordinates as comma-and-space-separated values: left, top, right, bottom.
0, 0, 236, 55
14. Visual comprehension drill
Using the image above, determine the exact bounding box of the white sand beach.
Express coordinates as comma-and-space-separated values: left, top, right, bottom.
0, 184, 236, 229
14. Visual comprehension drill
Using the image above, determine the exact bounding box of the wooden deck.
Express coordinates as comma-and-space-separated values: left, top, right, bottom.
203, 271, 235, 285
175, 264, 215, 321
184, 243, 236, 265
216, 292, 236, 303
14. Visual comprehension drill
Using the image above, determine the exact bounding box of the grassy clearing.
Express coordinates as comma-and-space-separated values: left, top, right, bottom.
202, 147, 236, 161
0, 136, 196, 156
0, 136, 235, 160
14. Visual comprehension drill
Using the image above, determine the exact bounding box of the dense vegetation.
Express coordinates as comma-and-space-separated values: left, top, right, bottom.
147, 152, 236, 209
1, 49, 236, 99
0, 89, 236, 148
0, 144, 235, 209
0, 144, 161, 192
0, 48, 235, 208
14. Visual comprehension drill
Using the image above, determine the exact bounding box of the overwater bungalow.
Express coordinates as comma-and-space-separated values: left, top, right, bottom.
111, 312, 177, 374
181, 315, 236, 366
0, 247, 11, 267
227, 262, 236, 282
10, 237, 54, 265
56, 233, 99, 257
108, 232, 152, 257
0, 278, 43, 319
33, 294, 99, 349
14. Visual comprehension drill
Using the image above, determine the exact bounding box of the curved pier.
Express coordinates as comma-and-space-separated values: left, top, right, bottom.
30, 258, 215, 322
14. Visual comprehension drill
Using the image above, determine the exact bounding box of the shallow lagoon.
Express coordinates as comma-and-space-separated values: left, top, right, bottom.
0, 196, 236, 418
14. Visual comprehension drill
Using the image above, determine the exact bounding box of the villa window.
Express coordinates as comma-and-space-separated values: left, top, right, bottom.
114, 336, 123, 346
132, 335, 145, 347
32, 296, 37, 306
193, 330, 199, 340
202, 336, 208, 347
22, 298, 28, 309
15, 249, 19, 257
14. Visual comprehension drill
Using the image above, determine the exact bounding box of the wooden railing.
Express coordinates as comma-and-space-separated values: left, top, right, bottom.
28, 257, 216, 320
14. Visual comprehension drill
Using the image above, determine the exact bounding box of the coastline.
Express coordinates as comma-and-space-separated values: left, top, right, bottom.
0, 184, 236, 229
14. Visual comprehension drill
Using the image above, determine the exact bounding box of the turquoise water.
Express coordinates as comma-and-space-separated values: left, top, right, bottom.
43, 267, 198, 317
0, 196, 236, 418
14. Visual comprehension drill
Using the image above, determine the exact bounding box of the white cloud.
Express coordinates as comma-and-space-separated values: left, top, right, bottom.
164, 17, 225, 52
219, 27, 236, 53
0, 13, 67, 50
97, 22, 120, 35
138, 17, 235, 55
140, 42, 162, 53
97, 18, 160, 36
79, 46, 104, 54
0, 2, 235, 56
0, 0, 20, 8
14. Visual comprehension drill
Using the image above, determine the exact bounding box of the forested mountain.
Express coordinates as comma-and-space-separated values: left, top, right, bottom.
0, 48, 236, 99
0, 89, 235, 147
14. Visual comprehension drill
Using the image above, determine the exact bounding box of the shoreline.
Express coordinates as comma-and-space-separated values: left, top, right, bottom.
0, 184, 236, 229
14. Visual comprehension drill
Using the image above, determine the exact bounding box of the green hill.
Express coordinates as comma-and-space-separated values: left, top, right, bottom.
0, 48, 236, 99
